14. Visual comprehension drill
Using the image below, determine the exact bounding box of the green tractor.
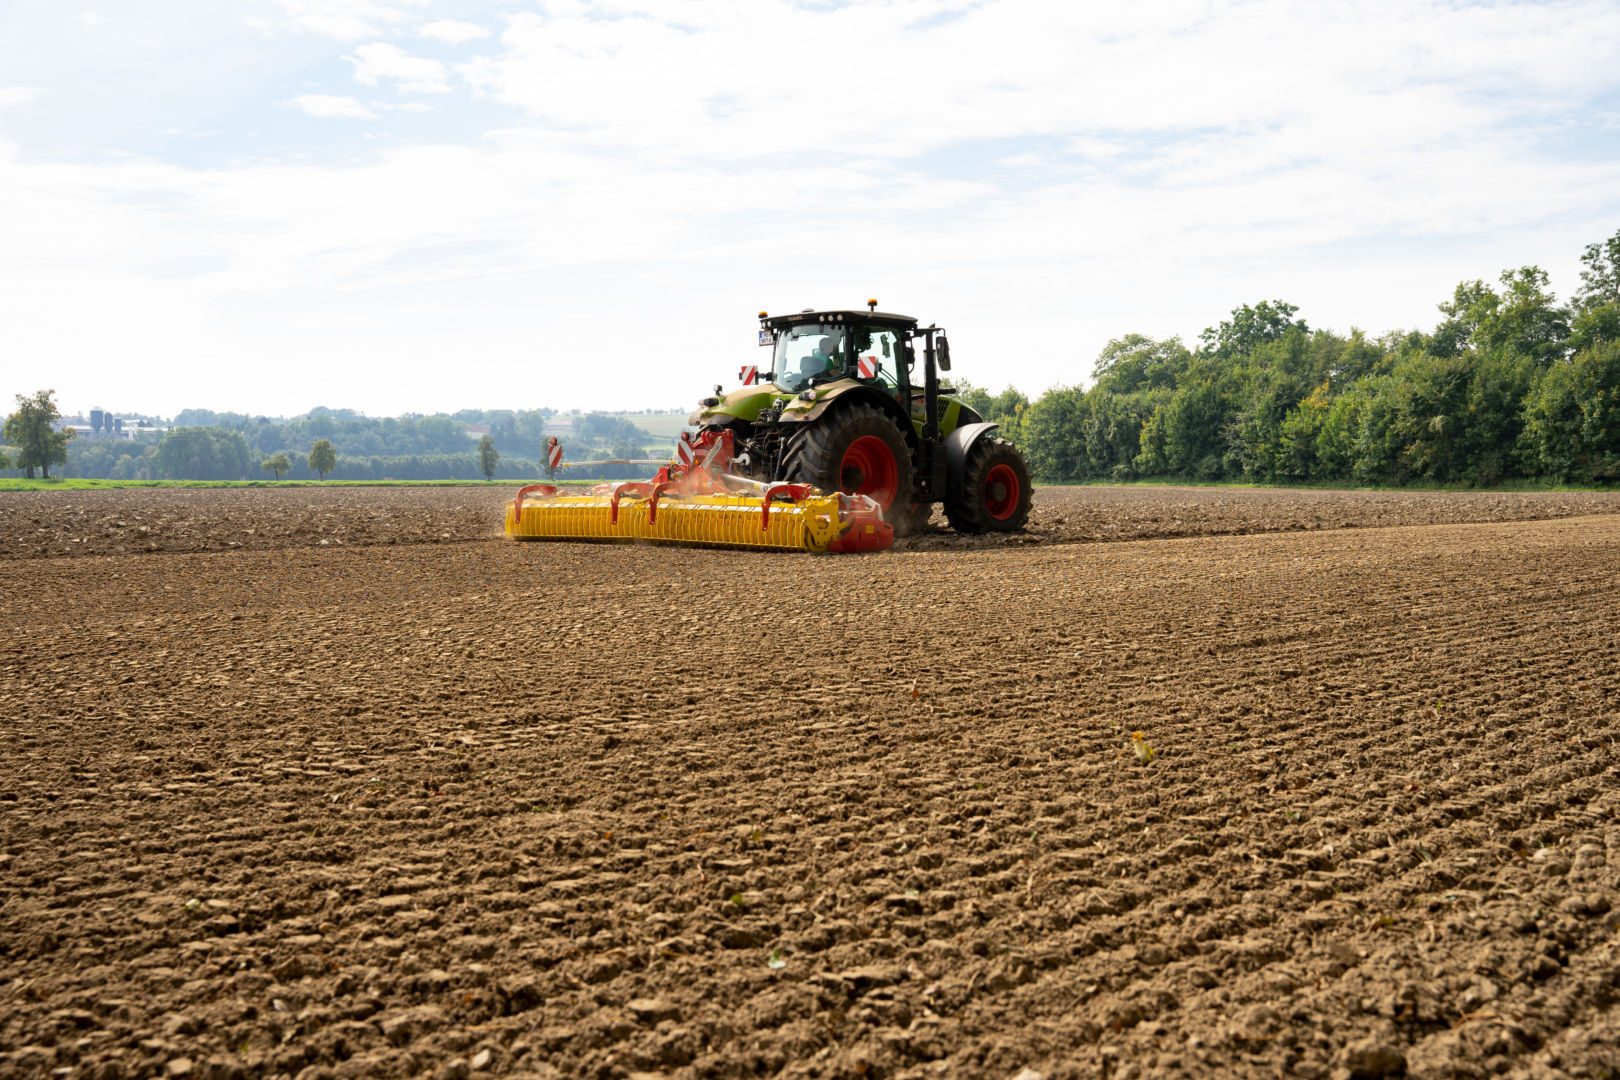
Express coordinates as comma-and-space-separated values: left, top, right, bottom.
689, 302, 1032, 534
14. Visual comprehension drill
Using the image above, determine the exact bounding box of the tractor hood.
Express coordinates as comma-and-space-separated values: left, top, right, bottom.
689, 384, 789, 426
689, 379, 865, 427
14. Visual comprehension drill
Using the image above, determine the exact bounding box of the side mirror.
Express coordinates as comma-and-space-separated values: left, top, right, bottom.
936, 334, 951, 372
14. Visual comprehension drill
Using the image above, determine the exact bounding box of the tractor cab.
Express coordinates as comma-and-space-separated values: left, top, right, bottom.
764, 309, 915, 396
692, 305, 941, 432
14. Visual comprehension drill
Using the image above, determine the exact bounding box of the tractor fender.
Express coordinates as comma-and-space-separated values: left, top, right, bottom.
944, 422, 1001, 496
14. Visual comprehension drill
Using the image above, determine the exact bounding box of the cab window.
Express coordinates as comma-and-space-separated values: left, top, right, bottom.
854, 328, 902, 391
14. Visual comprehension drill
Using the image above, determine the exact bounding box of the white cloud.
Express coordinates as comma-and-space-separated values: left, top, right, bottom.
464, 0, 1620, 161
0, 87, 45, 107
277, 0, 429, 41
347, 42, 450, 94
419, 19, 489, 45
288, 94, 378, 119
3, 0, 1620, 417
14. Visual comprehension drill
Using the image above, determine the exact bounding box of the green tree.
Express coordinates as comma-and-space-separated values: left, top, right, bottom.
1199, 301, 1306, 359
988, 386, 1029, 430
1384, 352, 1473, 482
1160, 379, 1229, 478
1134, 404, 1171, 475
110, 452, 147, 481
1434, 268, 1569, 364
477, 434, 500, 481
1347, 375, 1409, 484
1571, 229, 1620, 351
1461, 348, 1537, 485
1576, 227, 1620, 311
1432, 278, 1497, 356
1521, 340, 1620, 482
1276, 381, 1333, 480
1224, 361, 1302, 480
261, 451, 291, 480
1570, 300, 1620, 352
154, 427, 251, 480
0, 447, 11, 471
3, 390, 75, 479
1487, 267, 1570, 363
1019, 386, 1087, 480
1080, 387, 1163, 479
956, 381, 1030, 432
1092, 334, 1190, 393
954, 381, 994, 420
1314, 383, 1372, 480
308, 439, 337, 480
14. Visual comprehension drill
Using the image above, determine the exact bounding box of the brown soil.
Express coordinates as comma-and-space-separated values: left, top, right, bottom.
4, 484, 1619, 559
898, 484, 1620, 552
2, 488, 1618, 1079
0, 488, 502, 560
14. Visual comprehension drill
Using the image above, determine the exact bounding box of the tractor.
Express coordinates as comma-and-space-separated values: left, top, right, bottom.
689, 302, 1033, 534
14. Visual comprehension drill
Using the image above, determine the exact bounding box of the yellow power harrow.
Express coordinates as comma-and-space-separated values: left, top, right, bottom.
505, 431, 893, 553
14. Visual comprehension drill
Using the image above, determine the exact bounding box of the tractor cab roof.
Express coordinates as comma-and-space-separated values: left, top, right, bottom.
763, 309, 920, 331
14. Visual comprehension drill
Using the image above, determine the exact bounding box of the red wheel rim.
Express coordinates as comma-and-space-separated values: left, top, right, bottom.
984, 463, 1020, 521
840, 435, 900, 509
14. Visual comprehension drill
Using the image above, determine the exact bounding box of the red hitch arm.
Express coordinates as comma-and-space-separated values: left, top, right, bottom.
608, 482, 654, 525
646, 481, 678, 524
759, 483, 813, 530
511, 484, 559, 521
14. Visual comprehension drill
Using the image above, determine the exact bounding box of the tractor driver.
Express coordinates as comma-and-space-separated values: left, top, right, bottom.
799, 333, 842, 379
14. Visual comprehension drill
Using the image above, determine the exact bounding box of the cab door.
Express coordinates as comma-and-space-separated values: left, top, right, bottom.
853, 326, 905, 394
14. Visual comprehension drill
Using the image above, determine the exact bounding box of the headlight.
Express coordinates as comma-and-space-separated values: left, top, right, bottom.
700, 397, 719, 407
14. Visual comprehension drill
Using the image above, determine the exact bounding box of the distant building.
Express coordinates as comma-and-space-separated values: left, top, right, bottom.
55, 416, 158, 439
62, 424, 135, 440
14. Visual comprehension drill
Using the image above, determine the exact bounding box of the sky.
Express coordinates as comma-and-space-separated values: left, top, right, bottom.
2, 0, 1619, 420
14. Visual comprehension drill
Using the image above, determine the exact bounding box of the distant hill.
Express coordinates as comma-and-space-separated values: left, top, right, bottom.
590, 411, 692, 445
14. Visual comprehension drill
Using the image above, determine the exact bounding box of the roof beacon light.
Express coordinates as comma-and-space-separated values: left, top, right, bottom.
867, 298, 878, 311
758, 310, 768, 319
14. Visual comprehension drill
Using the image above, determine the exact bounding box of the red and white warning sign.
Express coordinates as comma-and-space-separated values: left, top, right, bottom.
676, 433, 694, 466
858, 354, 878, 379
547, 437, 563, 471
739, 364, 759, 385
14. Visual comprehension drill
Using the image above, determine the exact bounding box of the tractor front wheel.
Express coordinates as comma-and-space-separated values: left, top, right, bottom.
945, 437, 1032, 533
780, 403, 915, 528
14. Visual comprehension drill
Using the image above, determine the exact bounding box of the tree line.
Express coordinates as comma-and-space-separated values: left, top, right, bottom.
1, 406, 660, 482
957, 229, 1620, 486
9, 230, 1616, 486
168, 407, 555, 458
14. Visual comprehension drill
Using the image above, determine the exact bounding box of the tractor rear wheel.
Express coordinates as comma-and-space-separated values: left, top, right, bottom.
780, 403, 915, 528
944, 436, 1032, 533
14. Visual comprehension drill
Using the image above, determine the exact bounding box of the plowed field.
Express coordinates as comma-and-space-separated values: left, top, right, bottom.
3, 487, 1618, 1080
5, 484, 1620, 558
